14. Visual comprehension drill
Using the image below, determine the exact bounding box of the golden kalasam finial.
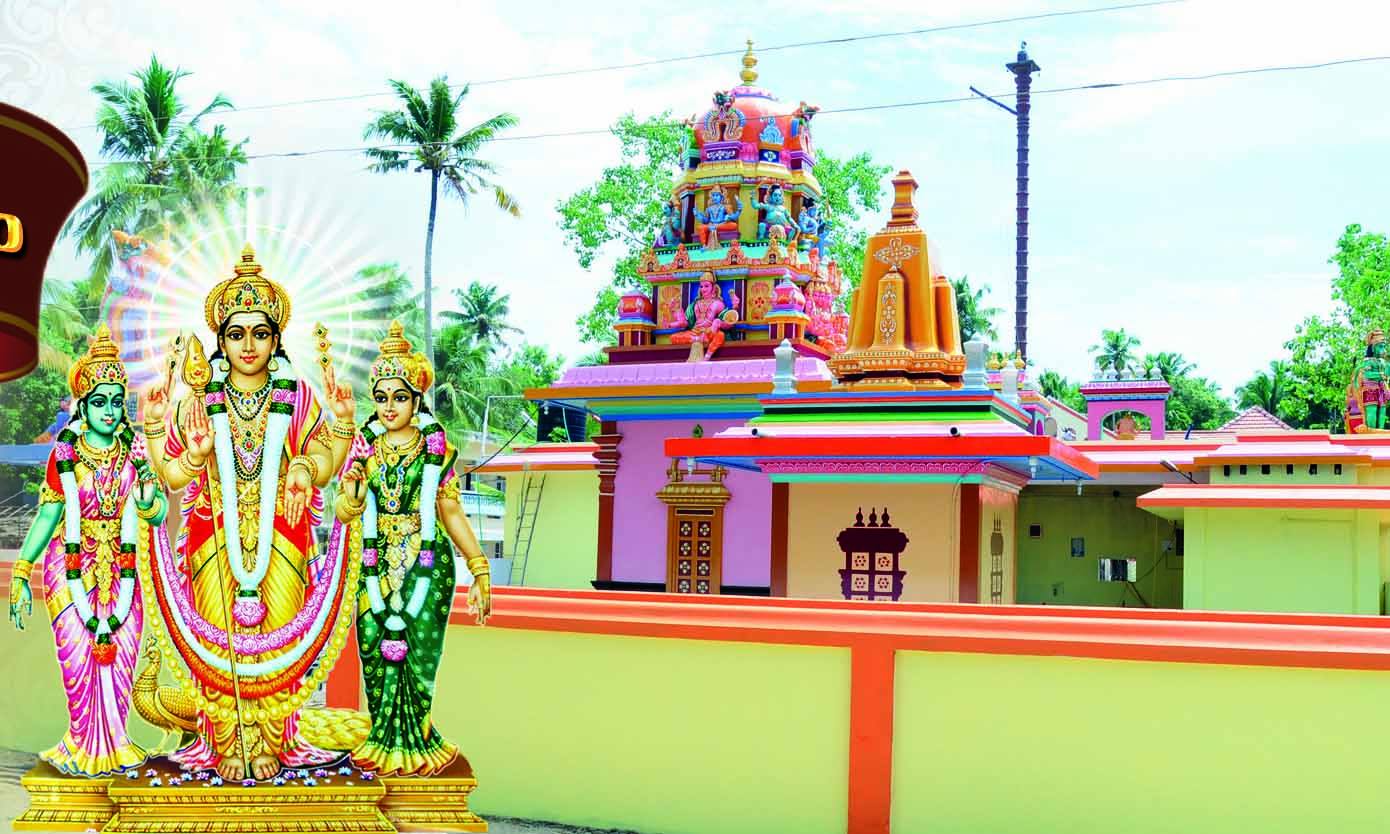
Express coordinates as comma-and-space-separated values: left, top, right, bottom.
740, 39, 758, 84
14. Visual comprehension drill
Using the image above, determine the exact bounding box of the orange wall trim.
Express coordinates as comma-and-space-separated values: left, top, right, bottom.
438, 586, 1390, 672
848, 642, 894, 834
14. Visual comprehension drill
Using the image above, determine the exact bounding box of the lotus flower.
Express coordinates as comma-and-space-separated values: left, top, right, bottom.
380, 639, 408, 662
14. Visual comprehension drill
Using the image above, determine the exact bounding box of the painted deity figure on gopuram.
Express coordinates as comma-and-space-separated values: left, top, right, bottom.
139, 245, 361, 782
668, 271, 738, 360
1348, 328, 1390, 433
332, 321, 493, 776
619, 42, 851, 364
7, 326, 168, 776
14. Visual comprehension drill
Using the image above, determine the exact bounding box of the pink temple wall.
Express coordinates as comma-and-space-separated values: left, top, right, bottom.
612, 418, 772, 588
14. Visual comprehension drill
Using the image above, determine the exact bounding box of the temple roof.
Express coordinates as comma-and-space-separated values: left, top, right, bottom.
475, 443, 599, 474
526, 356, 835, 419
1220, 406, 1293, 432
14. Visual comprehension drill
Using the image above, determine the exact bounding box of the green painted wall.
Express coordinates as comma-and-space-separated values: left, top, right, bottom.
1183, 507, 1382, 614
500, 470, 598, 590
1017, 487, 1182, 609
0, 615, 176, 755
435, 626, 850, 834
893, 650, 1390, 833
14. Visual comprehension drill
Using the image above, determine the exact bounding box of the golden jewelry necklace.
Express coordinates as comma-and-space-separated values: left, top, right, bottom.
76, 435, 127, 518
380, 429, 423, 466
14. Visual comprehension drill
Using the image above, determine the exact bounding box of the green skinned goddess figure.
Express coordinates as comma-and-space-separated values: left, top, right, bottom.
7, 325, 169, 776
333, 321, 493, 776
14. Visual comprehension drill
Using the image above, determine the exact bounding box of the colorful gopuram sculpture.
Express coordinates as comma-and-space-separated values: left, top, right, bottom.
827, 170, 965, 389
334, 321, 493, 776
8, 326, 168, 776
1348, 328, 1390, 433
615, 42, 850, 362
139, 245, 360, 782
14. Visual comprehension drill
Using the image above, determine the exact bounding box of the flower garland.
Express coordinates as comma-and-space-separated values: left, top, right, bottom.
203, 359, 297, 627
53, 423, 150, 666
139, 516, 361, 723
146, 487, 348, 656
358, 416, 447, 662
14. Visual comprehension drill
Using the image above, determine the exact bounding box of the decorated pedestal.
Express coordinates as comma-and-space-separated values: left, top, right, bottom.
15, 711, 488, 833
13, 763, 116, 832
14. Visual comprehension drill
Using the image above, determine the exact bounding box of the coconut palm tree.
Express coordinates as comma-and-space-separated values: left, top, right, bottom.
951, 275, 1002, 344
1236, 361, 1292, 417
363, 76, 520, 370
1089, 329, 1141, 377
441, 281, 519, 350
64, 55, 241, 281
1150, 351, 1194, 382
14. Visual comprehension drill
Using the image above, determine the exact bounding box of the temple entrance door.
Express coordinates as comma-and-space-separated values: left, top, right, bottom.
656, 461, 731, 595
668, 507, 722, 594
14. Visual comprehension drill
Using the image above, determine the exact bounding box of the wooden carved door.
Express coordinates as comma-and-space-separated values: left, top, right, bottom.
656, 461, 731, 595
668, 507, 722, 595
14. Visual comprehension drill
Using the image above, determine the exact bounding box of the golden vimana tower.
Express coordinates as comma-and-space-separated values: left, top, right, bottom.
826, 170, 966, 389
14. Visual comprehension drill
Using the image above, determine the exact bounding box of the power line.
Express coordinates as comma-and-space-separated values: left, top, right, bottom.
81, 53, 1390, 169
62, 1, 1183, 130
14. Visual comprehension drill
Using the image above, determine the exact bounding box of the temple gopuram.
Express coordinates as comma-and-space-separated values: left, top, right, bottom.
614, 41, 850, 363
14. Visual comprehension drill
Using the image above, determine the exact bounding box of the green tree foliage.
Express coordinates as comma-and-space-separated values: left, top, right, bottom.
1166, 375, 1236, 431
1285, 224, 1390, 430
1236, 361, 1292, 421
558, 112, 890, 344
65, 55, 245, 281
363, 75, 520, 370
806, 151, 892, 294
1036, 369, 1084, 412
952, 275, 1001, 344
1150, 351, 1194, 382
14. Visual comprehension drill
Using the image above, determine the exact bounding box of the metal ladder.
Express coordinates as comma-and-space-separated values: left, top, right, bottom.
508, 472, 547, 586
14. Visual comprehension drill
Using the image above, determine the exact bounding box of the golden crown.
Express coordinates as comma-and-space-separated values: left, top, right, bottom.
69, 324, 128, 400
204, 244, 292, 333
1369, 329, 1385, 347
370, 321, 434, 394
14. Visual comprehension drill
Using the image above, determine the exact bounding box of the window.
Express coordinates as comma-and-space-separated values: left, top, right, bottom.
1334, 464, 1343, 475
1239, 464, 1248, 475
1028, 523, 1043, 539
1223, 465, 1231, 477
1261, 464, 1270, 475
1310, 464, 1318, 475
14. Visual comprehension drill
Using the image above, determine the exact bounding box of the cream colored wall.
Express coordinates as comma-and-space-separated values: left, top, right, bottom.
786, 482, 959, 602
978, 485, 1018, 604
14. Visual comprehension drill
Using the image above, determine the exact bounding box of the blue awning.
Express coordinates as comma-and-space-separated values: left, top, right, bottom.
0, 444, 52, 467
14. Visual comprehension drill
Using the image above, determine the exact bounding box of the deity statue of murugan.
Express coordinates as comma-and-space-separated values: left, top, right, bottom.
139, 245, 360, 782
8, 325, 166, 775
333, 321, 493, 776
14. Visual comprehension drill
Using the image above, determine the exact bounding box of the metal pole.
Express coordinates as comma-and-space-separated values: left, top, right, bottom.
1007, 42, 1041, 361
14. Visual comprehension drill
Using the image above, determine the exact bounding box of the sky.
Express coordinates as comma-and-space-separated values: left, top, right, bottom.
4, 0, 1389, 395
